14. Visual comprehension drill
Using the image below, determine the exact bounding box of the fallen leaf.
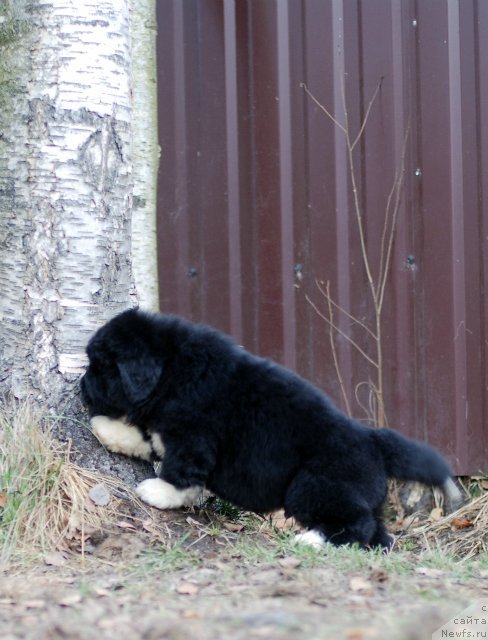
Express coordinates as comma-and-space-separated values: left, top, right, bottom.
370, 569, 388, 583
223, 522, 245, 533
480, 479, 488, 490
24, 600, 46, 609
83, 496, 97, 513
116, 521, 137, 530
278, 557, 302, 570
59, 594, 82, 607
0, 493, 7, 508
451, 517, 474, 530
176, 582, 199, 596
390, 515, 416, 533
89, 484, 111, 507
349, 576, 373, 592
269, 510, 297, 531
414, 567, 445, 577
181, 610, 200, 619
141, 519, 159, 534
44, 551, 68, 567
0, 599, 15, 606
429, 507, 444, 521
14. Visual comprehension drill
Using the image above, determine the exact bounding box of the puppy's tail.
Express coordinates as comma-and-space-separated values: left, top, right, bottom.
373, 428, 463, 507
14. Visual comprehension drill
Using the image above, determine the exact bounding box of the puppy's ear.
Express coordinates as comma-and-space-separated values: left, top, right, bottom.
117, 356, 162, 405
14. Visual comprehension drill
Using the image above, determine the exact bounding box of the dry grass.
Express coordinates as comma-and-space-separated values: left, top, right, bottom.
0, 403, 150, 567
399, 489, 488, 559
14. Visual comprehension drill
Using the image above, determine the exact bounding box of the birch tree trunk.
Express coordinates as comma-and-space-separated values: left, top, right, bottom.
131, 0, 159, 311
0, 0, 155, 483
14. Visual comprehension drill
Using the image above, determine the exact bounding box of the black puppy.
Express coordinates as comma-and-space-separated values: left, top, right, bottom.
81, 308, 461, 549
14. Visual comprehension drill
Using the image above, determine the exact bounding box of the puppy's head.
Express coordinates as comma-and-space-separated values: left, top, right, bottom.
81, 309, 163, 419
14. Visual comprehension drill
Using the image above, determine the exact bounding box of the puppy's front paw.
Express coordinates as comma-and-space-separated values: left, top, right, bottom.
135, 478, 203, 510
90, 415, 152, 461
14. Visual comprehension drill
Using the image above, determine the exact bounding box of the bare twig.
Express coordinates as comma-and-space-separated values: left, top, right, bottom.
324, 282, 352, 416
303, 76, 407, 427
300, 82, 347, 134
315, 279, 377, 341
350, 77, 384, 151
305, 294, 378, 369
378, 124, 410, 314
340, 77, 379, 309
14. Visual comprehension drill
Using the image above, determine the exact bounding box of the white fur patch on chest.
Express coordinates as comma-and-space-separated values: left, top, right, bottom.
135, 478, 203, 509
90, 415, 152, 461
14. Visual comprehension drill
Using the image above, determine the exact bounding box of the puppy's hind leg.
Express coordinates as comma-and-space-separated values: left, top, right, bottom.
284, 469, 377, 549
369, 519, 394, 550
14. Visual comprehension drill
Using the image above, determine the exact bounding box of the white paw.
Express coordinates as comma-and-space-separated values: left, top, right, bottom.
294, 530, 326, 550
135, 478, 203, 510
90, 415, 152, 461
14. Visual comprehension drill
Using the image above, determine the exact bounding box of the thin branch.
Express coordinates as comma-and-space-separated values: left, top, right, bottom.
351, 77, 384, 152
315, 279, 377, 341
339, 77, 379, 308
378, 166, 400, 297
340, 73, 351, 144
354, 381, 377, 425
378, 125, 410, 314
303, 74, 406, 427
377, 170, 403, 314
354, 379, 386, 426
302, 79, 381, 307
324, 281, 352, 416
374, 315, 386, 426
306, 294, 379, 369
346, 141, 378, 307
300, 82, 347, 134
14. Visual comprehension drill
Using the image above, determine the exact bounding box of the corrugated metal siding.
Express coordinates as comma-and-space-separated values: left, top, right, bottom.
156, 0, 488, 475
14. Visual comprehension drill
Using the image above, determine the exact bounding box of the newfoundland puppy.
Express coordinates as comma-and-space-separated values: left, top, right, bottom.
81, 308, 461, 549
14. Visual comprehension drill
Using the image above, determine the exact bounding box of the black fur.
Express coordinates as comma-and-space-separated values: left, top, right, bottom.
81, 308, 458, 549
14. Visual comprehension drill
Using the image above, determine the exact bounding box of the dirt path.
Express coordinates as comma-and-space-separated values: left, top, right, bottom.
1, 511, 487, 640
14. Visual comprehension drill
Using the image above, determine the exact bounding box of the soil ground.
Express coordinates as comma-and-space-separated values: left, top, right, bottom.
1, 505, 487, 640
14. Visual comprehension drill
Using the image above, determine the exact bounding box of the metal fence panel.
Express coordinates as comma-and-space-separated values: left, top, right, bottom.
156, 0, 488, 474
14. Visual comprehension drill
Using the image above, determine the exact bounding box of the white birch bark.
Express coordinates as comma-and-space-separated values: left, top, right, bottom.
0, 0, 135, 409
131, 0, 159, 311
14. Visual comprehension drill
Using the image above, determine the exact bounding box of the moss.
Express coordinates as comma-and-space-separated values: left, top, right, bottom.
0, 3, 33, 144
0, 0, 32, 48
0, 18, 29, 48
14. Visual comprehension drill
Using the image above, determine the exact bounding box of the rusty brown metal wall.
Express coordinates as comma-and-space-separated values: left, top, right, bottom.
156, 0, 488, 475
